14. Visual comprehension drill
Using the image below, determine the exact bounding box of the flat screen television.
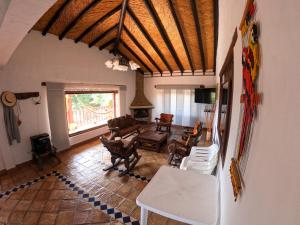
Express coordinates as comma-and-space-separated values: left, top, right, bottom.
195, 88, 216, 104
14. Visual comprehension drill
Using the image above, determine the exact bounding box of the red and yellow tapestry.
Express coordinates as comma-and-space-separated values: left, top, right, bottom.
230, 0, 261, 201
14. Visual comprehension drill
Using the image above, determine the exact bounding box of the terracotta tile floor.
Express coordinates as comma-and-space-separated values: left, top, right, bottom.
0, 125, 205, 225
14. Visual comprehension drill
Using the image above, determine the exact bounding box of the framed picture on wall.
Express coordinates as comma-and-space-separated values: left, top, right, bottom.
217, 29, 237, 167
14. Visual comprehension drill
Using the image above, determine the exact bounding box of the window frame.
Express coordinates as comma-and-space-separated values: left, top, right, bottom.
65, 90, 117, 137
217, 28, 237, 167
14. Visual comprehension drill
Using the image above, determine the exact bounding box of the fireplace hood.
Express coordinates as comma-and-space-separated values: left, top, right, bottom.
130, 71, 153, 109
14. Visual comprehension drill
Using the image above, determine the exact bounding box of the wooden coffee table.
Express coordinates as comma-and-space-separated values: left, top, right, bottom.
138, 130, 168, 152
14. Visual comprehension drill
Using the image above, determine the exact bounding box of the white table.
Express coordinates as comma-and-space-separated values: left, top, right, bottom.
136, 166, 218, 225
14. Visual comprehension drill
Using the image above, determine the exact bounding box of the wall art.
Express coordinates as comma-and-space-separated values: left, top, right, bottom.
230, 0, 262, 201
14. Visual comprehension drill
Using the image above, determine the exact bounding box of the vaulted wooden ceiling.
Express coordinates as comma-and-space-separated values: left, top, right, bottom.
33, 0, 218, 75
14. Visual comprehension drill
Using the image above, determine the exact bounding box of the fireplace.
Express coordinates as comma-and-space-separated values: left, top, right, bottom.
130, 71, 153, 123
130, 107, 153, 123
134, 108, 149, 118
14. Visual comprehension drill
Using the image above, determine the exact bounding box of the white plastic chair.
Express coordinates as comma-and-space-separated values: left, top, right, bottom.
180, 144, 219, 174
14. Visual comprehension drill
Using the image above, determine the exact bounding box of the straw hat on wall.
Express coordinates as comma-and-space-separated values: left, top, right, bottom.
1, 91, 17, 107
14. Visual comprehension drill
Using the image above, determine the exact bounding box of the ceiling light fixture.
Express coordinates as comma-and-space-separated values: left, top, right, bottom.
105, 55, 140, 72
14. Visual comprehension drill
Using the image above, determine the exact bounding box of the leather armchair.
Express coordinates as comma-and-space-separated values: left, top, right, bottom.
155, 113, 174, 133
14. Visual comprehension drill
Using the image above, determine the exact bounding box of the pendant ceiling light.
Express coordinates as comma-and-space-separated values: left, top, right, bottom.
105, 55, 140, 72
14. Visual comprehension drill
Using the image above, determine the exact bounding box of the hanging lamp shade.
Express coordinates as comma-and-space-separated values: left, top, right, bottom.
105, 55, 139, 72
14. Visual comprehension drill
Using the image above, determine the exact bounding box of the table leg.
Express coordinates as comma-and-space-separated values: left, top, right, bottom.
156, 143, 160, 152
140, 207, 148, 225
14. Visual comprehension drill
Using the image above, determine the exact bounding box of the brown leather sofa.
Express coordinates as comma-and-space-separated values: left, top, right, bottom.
107, 115, 140, 139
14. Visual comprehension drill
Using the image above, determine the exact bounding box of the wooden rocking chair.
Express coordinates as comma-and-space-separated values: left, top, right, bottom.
100, 135, 141, 176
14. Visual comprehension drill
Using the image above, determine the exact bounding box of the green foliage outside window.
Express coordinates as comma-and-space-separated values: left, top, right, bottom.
71, 93, 113, 110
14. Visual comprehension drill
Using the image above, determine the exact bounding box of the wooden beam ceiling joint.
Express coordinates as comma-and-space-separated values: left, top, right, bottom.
167, 0, 194, 74
59, 0, 102, 40
35, 0, 216, 75
99, 38, 116, 50
75, 4, 122, 43
120, 40, 153, 74
191, 0, 206, 73
89, 23, 118, 48
127, 7, 173, 74
42, 0, 72, 36
123, 26, 162, 74
144, 0, 184, 73
113, 0, 129, 55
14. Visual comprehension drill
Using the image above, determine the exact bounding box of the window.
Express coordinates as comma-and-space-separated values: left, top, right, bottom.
155, 88, 210, 127
65, 91, 116, 136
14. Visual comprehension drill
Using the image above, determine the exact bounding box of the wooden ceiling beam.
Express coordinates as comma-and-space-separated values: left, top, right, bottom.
167, 0, 194, 73
191, 0, 206, 73
127, 7, 173, 73
89, 24, 118, 48
42, 0, 72, 36
75, 4, 122, 43
59, 0, 102, 40
144, 0, 184, 73
213, 0, 219, 73
123, 26, 162, 74
113, 0, 129, 55
120, 40, 153, 74
99, 38, 116, 50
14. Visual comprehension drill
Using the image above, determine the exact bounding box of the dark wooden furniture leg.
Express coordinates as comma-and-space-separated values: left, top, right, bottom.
156, 143, 160, 152
103, 156, 122, 171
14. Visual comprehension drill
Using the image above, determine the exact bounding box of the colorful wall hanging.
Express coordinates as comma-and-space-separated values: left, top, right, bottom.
230, 0, 262, 201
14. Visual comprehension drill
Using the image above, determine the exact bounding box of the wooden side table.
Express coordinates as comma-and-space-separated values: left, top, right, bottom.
136, 166, 218, 225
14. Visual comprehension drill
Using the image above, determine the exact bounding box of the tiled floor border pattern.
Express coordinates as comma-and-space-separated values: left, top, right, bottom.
112, 167, 151, 182
0, 171, 140, 225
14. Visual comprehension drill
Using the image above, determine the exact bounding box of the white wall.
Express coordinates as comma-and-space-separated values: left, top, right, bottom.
144, 75, 216, 123
0, 31, 136, 169
0, 0, 10, 27
0, 69, 6, 171
0, 0, 55, 67
216, 1, 300, 225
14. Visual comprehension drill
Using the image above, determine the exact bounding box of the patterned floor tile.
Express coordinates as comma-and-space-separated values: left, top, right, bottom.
0, 171, 140, 225
0, 125, 197, 224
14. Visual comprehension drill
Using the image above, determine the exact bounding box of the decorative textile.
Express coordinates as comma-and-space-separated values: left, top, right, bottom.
237, 0, 261, 171
3, 106, 20, 145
